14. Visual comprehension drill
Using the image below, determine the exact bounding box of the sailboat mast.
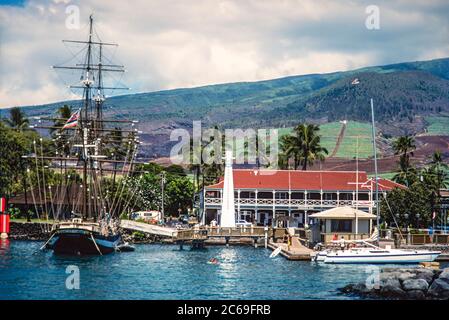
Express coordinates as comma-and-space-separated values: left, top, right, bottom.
370, 98, 380, 235
82, 15, 94, 220
47, 14, 131, 222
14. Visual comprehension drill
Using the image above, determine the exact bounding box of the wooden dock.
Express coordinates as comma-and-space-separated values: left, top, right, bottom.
121, 220, 312, 251
175, 226, 270, 248
268, 237, 313, 261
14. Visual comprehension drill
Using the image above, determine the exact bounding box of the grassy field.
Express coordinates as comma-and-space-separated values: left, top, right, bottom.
271, 124, 339, 159
334, 121, 374, 159
316, 122, 341, 155
229, 121, 376, 161
277, 121, 375, 159
425, 116, 449, 135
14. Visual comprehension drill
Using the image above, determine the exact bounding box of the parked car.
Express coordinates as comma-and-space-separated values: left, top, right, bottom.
130, 210, 161, 223
235, 220, 252, 227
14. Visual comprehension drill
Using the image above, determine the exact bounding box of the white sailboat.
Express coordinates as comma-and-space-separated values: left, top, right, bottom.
315, 97, 441, 264
323, 243, 441, 264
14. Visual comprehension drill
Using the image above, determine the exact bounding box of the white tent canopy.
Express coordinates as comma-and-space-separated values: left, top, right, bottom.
309, 206, 376, 220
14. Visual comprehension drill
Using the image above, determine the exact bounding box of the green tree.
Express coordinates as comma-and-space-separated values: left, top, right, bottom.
380, 183, 432, 228
392, 135, 416, 186
279, 123, 328, 170
52, 105, 72, 155
52, 105, 72, 132
5, 107, 29, 131
420, 151, 449, 222
279, 134, 301, 169
165, 176, 194, 216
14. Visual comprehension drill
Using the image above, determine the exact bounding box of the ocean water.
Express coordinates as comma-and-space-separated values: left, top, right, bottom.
0, 240, 422, 300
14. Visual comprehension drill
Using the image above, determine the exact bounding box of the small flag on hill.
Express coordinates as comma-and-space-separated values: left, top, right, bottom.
351, 78, 360, 85
62, 109, 81, 130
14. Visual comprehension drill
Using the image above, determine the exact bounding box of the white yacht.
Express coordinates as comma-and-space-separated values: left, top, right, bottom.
320, 241, 440, 264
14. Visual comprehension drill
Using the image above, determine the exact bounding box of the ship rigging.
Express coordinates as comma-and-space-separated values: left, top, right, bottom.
26, 15, 141, 255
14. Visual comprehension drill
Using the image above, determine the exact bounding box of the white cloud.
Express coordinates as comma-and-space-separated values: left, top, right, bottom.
0, 0, 448, 108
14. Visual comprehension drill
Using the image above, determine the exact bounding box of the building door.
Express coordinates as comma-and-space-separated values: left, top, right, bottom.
259, 213, 266, 226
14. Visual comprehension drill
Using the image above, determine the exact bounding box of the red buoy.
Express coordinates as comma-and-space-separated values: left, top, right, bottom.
0, 198, 9, 238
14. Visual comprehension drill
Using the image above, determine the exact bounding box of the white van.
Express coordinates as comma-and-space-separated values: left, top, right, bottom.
130, 210, 161, 222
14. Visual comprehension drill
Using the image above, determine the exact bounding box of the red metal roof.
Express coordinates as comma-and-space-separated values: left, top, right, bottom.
206, 169, 405, 191
360, 177, 407, 192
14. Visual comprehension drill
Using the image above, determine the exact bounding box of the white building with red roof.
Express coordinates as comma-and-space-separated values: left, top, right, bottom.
201, 169, 405, 233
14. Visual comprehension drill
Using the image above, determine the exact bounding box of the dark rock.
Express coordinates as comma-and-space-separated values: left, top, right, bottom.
380, 271, 401, 282
428, 278, 449, 299
438, 268, 449, 280
406, 290, 426, 300
398, 272, 415, 282
413, 268, 437, 283
402, 279, 429, 291
339, 283, 371, 294
380, 284, 406, 298
380, 278, 401, 289
340, 284, 356, 294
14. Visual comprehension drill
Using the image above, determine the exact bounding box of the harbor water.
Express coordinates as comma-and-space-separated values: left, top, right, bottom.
0, 240, 430, 300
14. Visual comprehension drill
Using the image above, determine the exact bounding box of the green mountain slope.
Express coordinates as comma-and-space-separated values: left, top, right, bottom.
13, 57, 449, 157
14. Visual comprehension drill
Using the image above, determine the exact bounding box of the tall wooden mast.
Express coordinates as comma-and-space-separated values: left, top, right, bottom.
51, 14, 130, 221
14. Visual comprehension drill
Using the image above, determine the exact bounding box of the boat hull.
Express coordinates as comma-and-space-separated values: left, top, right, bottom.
323, 250, 441, 264
46, 228, 121, 255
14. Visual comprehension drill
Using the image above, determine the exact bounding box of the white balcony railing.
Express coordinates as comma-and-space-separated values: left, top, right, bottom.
204, 198, 373, 208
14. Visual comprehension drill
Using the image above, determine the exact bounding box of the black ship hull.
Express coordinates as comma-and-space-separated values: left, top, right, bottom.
46, 228, 121, 255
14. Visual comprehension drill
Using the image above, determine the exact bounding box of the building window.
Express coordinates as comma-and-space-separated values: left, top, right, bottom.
339, 193, 353, 200
307, 193, 321, 200
275, 192, 288, 199
258, 192, 272, 199
331, 220, 352, 233
205, 191, 219, 198
358, 193, 369, 200
291, 192, 304, 199
240, 191, 255, 199
323, 193, 337, 200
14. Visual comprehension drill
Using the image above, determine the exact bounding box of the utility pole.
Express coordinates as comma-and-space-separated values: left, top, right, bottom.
161, 171, 166, 222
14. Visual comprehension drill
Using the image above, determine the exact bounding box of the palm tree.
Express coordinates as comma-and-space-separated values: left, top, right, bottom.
279, 134, 300, 169
430, 149, 449, 207
392, 135, 415, 167
279, 123, 328, 170
295, 124, 328, 170
188, 136, 209, 192
417, 152, 449, 227
52, 105, 72, 154
52, 105, 72, 132
392, 135, 416, 186
6, 107, 29, 131
392, 167, 418, 186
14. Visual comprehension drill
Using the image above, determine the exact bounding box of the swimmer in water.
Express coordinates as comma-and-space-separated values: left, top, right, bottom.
208, 258, 219, 264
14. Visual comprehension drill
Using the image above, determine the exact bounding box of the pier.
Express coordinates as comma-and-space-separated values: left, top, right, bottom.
268, 237, 313, 261
174, 226, 272, 249
120, 220, 178, 238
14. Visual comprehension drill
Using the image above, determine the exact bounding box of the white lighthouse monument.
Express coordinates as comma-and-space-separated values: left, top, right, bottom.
220, 150, 236, 227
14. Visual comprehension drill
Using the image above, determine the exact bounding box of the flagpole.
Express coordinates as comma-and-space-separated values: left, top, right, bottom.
370, 98, 380, 240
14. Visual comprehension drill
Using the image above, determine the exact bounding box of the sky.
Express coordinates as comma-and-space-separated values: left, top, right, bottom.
0, 0, 449, 108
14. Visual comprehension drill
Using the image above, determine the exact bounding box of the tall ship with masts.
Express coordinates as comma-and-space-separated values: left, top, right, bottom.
28, 15, 140, 255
